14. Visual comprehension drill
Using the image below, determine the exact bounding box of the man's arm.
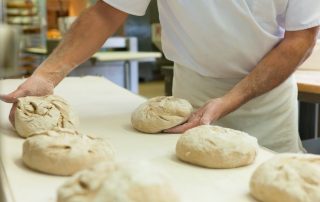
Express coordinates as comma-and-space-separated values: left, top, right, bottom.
0, 0, 128, 125
166, 26, 320, 133
1, 0, 127, 100
36, 0, 128, 87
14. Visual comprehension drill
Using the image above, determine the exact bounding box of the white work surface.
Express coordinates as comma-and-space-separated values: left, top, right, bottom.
24, 48, 162, 62
92, 52, 162, 62
0, 77, 274, 202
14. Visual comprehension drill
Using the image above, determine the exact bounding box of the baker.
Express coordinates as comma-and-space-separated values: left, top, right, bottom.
1, 1, 319, 152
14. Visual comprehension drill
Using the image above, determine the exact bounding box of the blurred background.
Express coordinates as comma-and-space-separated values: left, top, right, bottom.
0, 0, 320, 149
0, 1, 320, 201
0, 0, 171, 97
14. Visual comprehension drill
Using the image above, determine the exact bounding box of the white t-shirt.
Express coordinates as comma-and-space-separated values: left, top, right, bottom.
102, 0, 320, 78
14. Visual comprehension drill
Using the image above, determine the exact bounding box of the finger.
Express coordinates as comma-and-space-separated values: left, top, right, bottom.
200, 104, 220, 125
0, 89, 27, 103
9, 103, 17, 128
200, 112, 213, 125
164, 119, 200, 133
188, 112, 202, 122
0, 94, 16, 103
164, 110, 204, 133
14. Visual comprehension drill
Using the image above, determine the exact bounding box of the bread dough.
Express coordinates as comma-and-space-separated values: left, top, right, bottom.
131, 96, 193, 133
176, 125, 258, 168
250, 153, 320, 202
57, 161, 180, 202
15, 95, 79, 138
22, 128, 114, 176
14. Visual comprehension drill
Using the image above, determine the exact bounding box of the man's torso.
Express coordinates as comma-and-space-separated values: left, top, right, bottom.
158, 0, 288, 78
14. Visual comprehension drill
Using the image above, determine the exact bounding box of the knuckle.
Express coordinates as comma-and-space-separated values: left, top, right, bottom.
199, 118, 210, 125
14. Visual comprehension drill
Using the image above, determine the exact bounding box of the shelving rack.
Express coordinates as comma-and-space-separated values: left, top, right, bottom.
3, 0, 46, 75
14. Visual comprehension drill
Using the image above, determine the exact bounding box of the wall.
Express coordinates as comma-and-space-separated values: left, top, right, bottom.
123, 1, 161, 81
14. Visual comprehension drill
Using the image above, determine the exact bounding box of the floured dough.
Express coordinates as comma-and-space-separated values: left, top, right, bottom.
22, 128, 114, 176
250, 153, 320, 202
176, 125, 258, 168
131, 96, 193, 133
57, 161, 180, 202
15, 95, 79, 138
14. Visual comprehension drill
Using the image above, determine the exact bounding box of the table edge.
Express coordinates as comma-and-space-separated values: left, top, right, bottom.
0, 159, 15, 202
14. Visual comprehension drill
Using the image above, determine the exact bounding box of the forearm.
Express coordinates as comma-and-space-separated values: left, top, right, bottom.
33, 1, 127, 86
221, 27, 319, 116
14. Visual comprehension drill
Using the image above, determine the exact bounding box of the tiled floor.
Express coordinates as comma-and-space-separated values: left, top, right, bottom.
138, 80, 165, 98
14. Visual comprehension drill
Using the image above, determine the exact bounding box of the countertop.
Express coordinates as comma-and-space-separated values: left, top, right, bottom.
0, 77, 274, 202
295, 70, 320, 94
24, 47, 162, 62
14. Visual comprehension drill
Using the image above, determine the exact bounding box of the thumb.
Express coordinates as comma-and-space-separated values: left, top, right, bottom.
0, 89, 27, 103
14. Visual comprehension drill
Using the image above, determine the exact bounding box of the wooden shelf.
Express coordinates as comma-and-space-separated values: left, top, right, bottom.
23, 27, 41, 34
7, 22, 34, 25
7, 13, 37, 17
6, 2, 34, 9
6, 1, 40, 33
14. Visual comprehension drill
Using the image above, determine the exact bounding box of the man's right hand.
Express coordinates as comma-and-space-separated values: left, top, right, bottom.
0, 75, 54, 126
0, 0, 128, 127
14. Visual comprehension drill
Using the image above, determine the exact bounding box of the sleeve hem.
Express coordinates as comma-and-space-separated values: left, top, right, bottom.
285, 20, 320, 31
101, 0, 146, 16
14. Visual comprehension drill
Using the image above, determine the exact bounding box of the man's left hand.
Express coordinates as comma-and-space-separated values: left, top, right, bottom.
164, 97, 226, 133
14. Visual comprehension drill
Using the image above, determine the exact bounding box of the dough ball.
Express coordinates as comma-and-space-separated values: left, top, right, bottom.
131, 96, 193, 133
22, 128, 114, 176
250, 153, 320, 202
57, 161, 180, 202
15, 95, 79, 138
176, 125, 258, 168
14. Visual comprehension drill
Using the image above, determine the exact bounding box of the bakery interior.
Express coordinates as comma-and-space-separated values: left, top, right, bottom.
0, 0, 320, 202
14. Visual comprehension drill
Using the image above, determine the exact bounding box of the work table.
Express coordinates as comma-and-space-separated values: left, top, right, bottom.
24, 47, 162, 62
295, 70, 320, 140
296, 70, 320, 92
0, 77, 274, 202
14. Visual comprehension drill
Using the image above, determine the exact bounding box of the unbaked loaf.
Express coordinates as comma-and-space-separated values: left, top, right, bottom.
176, 125, 258, 168
131, 96, 193, 133
57, 161, 180, 202
15, 95, 78, 138
250, 153, 320, 202
22, 128, 114, 176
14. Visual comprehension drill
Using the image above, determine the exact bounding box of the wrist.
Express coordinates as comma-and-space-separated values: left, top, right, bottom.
33, 61, 73, 87
32, 67, 59, 88
205, 97, 231, 121
219, 93, 245, 116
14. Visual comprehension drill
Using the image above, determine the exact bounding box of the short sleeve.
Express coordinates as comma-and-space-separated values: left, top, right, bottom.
285, 0, 320, 31
102, 0, 151, 16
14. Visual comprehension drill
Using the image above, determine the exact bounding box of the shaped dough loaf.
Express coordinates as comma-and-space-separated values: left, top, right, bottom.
250, 153, 320, 202
131, 96, 193, 133
57, 161, 180, 202
176, 125, 258, 168
23, 128, 114, 176
15, 95, 78, 138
